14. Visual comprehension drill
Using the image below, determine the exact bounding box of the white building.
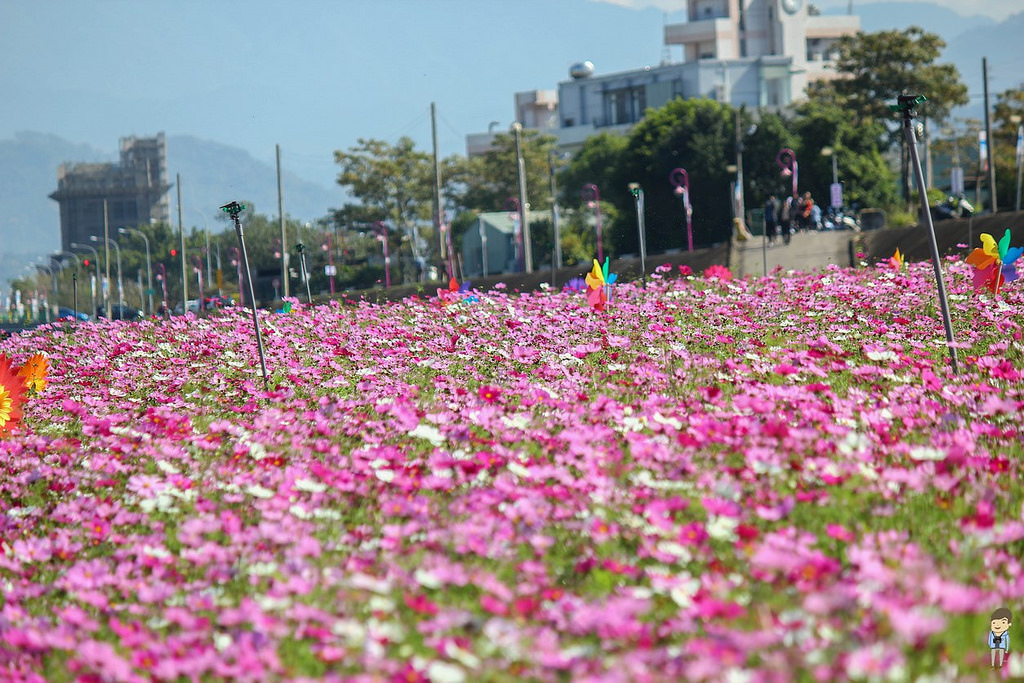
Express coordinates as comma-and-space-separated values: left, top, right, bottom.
466, 1, 858, 156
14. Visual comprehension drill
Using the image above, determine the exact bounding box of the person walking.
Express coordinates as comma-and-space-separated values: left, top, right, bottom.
764, 195, 779, 246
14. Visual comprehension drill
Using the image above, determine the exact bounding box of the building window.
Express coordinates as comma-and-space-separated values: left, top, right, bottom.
603, 86, 646, 126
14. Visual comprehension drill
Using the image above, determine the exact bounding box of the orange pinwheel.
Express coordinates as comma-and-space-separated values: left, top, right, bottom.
0, 354, 27, 436
886, 248, 904, 271
17, 353, 48, 394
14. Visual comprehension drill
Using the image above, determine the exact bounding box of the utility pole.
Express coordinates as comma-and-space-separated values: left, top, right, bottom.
512, 123, 533, 273
277, 144, 288, 298
431, 103, 447, 279
983, 57, 997, 213
177, 174, 187, 309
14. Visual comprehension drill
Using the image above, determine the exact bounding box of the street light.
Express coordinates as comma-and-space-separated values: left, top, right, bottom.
548, 147, 567, 286
504, 197, 523, 272
581, 184, 603, 263
821, 147, 841, 211
90, 235, 122, 315
669, 168, 693, 252
70, 242, 100, 314
511, 122, 533, 274
119, 227, 153, 315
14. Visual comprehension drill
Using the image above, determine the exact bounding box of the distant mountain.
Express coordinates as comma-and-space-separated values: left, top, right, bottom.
820, 4, 1023, 124
0, 132, 342, 292
166, 134, 343, 228
824, 2, 996, 38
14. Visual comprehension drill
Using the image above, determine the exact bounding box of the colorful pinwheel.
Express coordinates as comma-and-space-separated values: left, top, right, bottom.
886, 248, 905, 271
965, 230, 1024, 294
585, 257, 617, 311
438, 278, 477, 305
0, 354, 28, 436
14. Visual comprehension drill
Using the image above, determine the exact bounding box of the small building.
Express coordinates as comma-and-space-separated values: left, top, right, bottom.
49, 133, 172, 253
461, 212, 524, 277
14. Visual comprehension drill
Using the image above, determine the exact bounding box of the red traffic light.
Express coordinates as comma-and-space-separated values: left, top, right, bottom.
170, 249, 178, 257
82, 259, 90, 267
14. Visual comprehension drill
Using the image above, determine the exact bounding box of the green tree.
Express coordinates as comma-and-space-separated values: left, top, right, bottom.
334, 137, 435, 282
792, 98, 897, 211
992, 85, 1024, 210
820, 27, 969, 144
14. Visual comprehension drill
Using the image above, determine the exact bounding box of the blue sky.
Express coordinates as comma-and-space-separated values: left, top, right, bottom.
0, 0, 1017, 190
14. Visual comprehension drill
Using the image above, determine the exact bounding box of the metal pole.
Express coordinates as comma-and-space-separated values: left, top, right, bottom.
177, 173, 188, 311
982, 57, 997, 213
629, 184, 646, 288
512, 123, 532, 273
1015, 124, 1023, 213
549, 148, 561, 286
120, 227, 152, 315
297, 243, 312, 304
72, 273, 78, 322
222, 201, 269, 390
103, 199, 111, 320
431, 102, 447, 277
899, 95, 959, 373
276, 144, 289, 298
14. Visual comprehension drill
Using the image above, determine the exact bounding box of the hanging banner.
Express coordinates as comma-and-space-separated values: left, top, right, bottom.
1016, 125, 1023, 166
979, 130, 988, 172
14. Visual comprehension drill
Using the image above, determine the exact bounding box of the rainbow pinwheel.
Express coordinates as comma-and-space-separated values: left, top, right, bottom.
584, 257, 617, 311
886, 248, 905, 271
965, 230, 1024, 294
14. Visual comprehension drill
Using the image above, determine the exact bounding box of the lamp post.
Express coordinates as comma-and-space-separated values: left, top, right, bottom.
777, 148, 798, 199
582, 184, 603, 263
548, 148, 567, 286
119, 227, 153, 315
70, 242, 100, 314
821, 147, 842, 211
504, 197, 523, 272
90, 234, 122, 314
374, 221, 391, 288
628, 183, 647, 289
669, 168, 693, 252
511, 122, 533, 273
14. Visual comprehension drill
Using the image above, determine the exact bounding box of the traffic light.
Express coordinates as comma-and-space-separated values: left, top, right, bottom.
82, 259, 90, 267
170, 249, 178, 257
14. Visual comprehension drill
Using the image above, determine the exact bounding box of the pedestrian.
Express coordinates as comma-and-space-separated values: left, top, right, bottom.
781, 196, 794, 245
764, 195, 779, 246
800, 192, 815, 232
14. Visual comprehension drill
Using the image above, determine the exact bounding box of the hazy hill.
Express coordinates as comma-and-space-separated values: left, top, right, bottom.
0, 132, 342, 292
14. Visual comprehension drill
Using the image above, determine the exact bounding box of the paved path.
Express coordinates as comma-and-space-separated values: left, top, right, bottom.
730, 229, 856, 277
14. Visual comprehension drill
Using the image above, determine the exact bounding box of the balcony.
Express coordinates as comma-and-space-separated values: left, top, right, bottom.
664, 18, 734, 47
806, 15, 860, 40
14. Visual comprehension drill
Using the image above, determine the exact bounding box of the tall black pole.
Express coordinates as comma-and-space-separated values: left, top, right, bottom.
983, 57, 997, 214
222, 202, 269, 391
177, 174, 188, 311
898, 95, 959, 374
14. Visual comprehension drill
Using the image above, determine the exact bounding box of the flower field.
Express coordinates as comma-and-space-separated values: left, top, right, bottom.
1, 258, 1023, 681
